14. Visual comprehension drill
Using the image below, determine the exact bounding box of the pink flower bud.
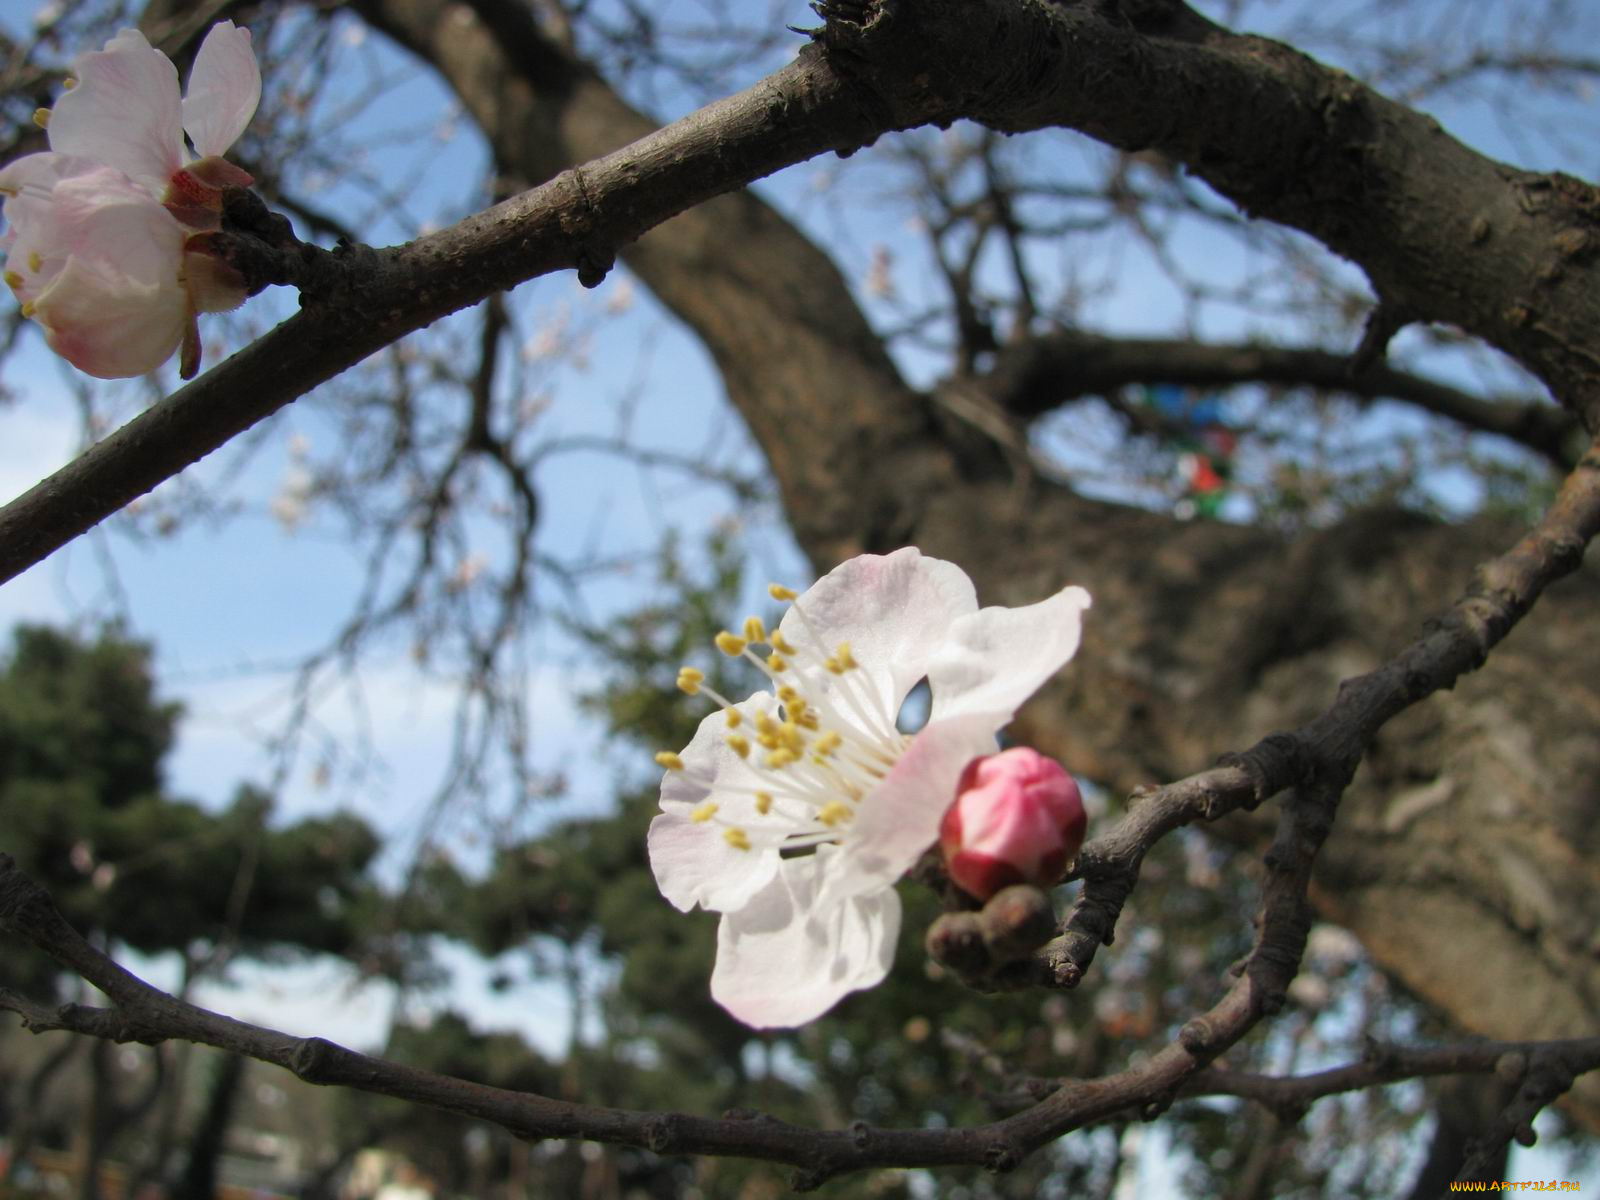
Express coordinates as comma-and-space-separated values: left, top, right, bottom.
939, 747, 1086, 901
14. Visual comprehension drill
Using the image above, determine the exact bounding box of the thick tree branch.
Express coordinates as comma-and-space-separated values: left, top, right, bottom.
0, 37, 883, 586
8, 0, 1600, 579
977, 329, 1580, 467
813, 0, 1600, 427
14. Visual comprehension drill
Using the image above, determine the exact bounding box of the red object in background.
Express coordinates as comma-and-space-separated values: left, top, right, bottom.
1188, 455, 1225, 494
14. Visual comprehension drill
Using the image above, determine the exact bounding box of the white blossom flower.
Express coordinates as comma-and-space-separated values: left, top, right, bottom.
0, 23, 260, 377
648, 547, 1091, 1027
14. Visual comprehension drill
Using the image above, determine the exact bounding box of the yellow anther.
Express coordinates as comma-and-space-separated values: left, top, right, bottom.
63, 77, 76, 90
0, 184, 16, 197
780, 722, 805, 753
815, 731, 842, 755
777, 685, 800, 704
755, 792, 773, 815
796, 711, 820, 730
691, 802, 719, 823
676, 667, 704, 695
726, 734, 751, 759
768, 653, 788, 672
824, 656, 843, 674
724, 828, 752, 851
3, 271, 22, 290
714, 631, 747, 657
786, 697, 809, 720
655, 751, 685, 770
32, 107, 50, 129
724, 709, 742, 728
765, 748, 798, 769
743, 615, 767, 643
769, 584, 798, 601
834, 642, 858, 670
20, 301, 36, 318
770, 631, 797, 655
27, 252, 42, 273
818, 801, 852, 826
755, 713, 779, 735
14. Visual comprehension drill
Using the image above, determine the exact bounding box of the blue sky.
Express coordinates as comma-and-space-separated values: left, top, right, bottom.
2, 0, 1598, 1186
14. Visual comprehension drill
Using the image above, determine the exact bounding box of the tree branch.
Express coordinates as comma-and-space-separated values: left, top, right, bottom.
814, 0, 1600, 426
5, 850, 1590, 1189
977, 329, 1580, 467
6, 432, 1597, 1186
1035, 435, 1600, 990
8, 0, 1600, 581
1187, 1039, 1600, 1124
0, 36, 881, 587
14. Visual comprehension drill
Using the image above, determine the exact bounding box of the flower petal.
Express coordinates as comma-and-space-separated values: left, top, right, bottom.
183, 242, 248, 314
648, 693, 786, 912
1, 154, 97, 300
182, 22, 260, 159
22, 166, 187, 377
928, 585, 1091, 724
775, 547, 976, 724
49, 166, 185, 281
49, 29, 182, 193
34, 255, 186, 377
647, 808, 779, 915
661, 692, 789, 835
0, 151, 99, 221
821, 709, 1002, 907
710, 849, 901, 1027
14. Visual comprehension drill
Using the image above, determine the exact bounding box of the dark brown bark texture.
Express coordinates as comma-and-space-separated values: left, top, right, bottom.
351, 0, 1600, 1122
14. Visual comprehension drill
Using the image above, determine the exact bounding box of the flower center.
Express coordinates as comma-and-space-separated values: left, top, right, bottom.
656, 582, 913, 854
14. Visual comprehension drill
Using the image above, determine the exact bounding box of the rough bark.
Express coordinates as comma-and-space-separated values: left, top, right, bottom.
351, 0, 1600, 1124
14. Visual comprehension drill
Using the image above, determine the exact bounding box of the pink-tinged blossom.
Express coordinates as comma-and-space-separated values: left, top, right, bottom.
47, 23, 260, 206
0, 23, 260, 378
939, 746, 1086, 901
2, 161, 186, 378
648, 547, 1090, 1027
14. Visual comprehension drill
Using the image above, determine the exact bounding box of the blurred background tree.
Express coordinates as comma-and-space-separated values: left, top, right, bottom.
0, 626, 384, 1199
